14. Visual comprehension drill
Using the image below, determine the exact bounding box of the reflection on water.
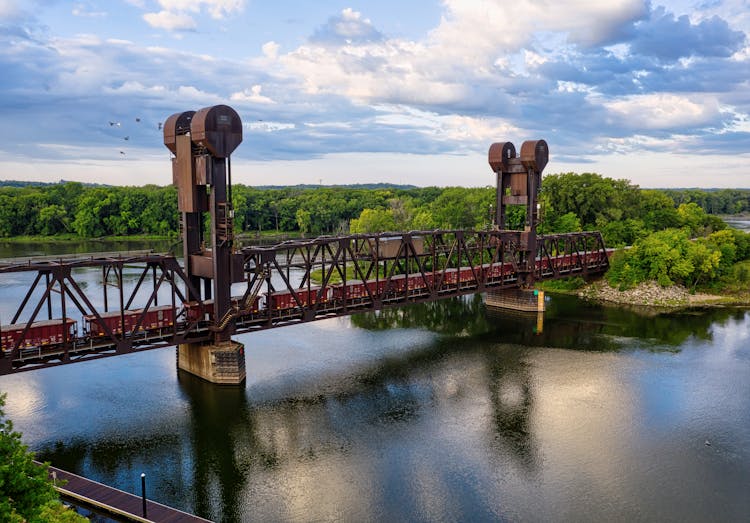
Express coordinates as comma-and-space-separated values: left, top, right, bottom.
0, 239, 176, 260
725, 218, 750, 232
1, 290, 749, 521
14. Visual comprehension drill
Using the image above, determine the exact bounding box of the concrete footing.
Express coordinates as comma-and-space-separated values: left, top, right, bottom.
485, 288, 545, 312
177, 340, 246, 385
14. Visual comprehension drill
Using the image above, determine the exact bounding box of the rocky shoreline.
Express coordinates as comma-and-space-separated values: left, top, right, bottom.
576, 280, 738, 308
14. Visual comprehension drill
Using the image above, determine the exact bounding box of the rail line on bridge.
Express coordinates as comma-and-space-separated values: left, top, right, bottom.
0, 230, 608, 375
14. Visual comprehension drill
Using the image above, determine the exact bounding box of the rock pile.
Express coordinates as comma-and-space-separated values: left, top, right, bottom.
578, 281, 694, 307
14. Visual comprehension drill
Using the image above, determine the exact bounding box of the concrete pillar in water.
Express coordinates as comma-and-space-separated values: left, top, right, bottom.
177, 340, 246, 385
485, 288, 545, 312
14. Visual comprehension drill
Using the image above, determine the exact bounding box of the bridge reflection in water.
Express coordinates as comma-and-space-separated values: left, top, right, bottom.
0, 230, 608, 374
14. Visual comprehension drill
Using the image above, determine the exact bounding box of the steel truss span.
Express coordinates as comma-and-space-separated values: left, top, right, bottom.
0, 230, 608, 374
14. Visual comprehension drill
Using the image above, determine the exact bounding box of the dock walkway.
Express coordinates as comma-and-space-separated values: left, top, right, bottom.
46, 464, 211, 523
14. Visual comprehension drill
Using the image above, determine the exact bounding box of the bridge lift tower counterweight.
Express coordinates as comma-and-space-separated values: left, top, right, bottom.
164, 105, 247, 384
488, 139, 548, 287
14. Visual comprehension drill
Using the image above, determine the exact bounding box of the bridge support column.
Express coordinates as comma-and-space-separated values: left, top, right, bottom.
177, 340, 246, 385
485, 288, 545, 312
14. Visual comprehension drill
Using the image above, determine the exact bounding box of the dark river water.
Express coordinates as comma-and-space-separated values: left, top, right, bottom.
1, 241, 749, 522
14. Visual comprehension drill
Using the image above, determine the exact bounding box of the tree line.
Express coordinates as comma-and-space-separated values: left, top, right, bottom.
0, 178, 747, 243
0, 183, 179, 238
1, 176, 749, 292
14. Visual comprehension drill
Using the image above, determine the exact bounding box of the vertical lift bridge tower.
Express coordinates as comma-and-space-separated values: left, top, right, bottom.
164, 105, 246, 384
486, 140, 548, 314
488, 139, 548, 286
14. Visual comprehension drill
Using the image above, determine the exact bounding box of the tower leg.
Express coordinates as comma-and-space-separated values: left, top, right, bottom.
177, 340, 246, 385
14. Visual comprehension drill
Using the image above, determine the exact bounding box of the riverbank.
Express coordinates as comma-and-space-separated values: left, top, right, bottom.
575, 280, 749, 308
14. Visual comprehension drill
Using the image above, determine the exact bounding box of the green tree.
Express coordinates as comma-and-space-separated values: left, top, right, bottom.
38, 205, 69, 235
0, 394, 87, 522
430, 187, 494, 229
540, 172, 641, 231
685, 240, 721, 289
639, 190, 680, 231
296, 208, 312, 235
677, 202, 706, 235
411, 209, 436, 230
703, 229, 737, 276
350, 208, 397, 233
539, 211, 582, 234
601, 218, 646, 247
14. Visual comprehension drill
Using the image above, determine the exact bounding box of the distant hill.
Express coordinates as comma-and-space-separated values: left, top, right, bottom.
0, 180, 58, 188
249, 183, 419, 190
0, 180, 108, 188
0, 180, 416, 191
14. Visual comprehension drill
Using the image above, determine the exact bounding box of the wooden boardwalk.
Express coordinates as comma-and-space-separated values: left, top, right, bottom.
46, 464, 211, 522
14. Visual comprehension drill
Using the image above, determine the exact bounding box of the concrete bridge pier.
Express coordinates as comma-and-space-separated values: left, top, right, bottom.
485, 288, 545, 312
177, 340, 246, 385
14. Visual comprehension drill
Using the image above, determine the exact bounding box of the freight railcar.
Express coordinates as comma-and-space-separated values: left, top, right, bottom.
83, 305, 175, 337
1, 318, 77, 353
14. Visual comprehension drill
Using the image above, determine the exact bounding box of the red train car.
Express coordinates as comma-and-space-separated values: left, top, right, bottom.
138, 305, 175, 331
388, 274, 407, 293
334, 272, 433, 302
333, 280, 377, 301
441, 268, 459, 285
84, 305, 175, 337
268, 287, 329, 310
406, 272, 433, 291
184, 300, 211, 323
1, 318, 77, 352
458, 267, 478, 283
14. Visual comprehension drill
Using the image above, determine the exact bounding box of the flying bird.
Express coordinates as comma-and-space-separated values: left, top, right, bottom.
158, 122, 163, 130
109, 121, 121, 127
123, 136, 129, 141
119, 151, 126, 155
135, 117, 141, 122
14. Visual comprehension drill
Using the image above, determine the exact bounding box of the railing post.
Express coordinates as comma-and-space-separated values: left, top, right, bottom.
141, 472, 147, 518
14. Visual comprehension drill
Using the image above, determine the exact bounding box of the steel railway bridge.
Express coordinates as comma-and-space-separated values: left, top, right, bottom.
0, 106, 609, 380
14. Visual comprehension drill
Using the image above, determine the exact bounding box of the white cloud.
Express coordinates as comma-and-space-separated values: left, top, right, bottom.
231, 84, 275, 104
311, 8, 383, 44
429, 0, 646, 61
143, 10, 196, 31
604, 93, 722, 130
373, 105, 520, 146
262, 41, 280, 60
144, 0, 245, 30
245, 121, 295, 132
104, 81, 168, 95
281, 40, 472, 106
275, 0, 650, 111
175, 85, 223, 103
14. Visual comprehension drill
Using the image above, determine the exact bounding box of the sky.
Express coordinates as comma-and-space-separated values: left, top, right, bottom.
0, 0, 748, 189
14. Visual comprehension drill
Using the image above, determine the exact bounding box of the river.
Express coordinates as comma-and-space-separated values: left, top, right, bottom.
0, 241, 749, 522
